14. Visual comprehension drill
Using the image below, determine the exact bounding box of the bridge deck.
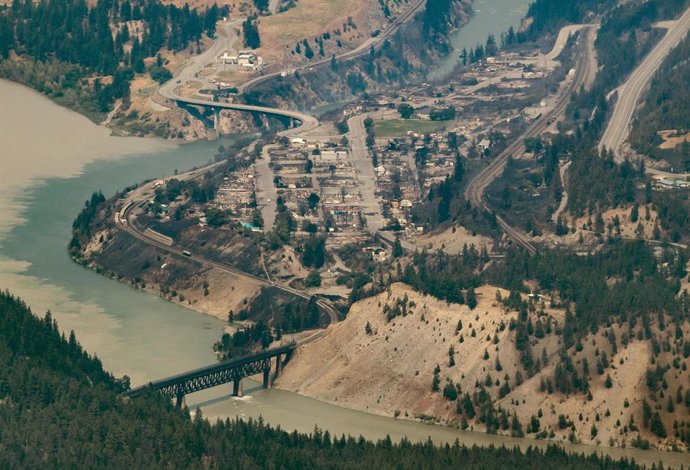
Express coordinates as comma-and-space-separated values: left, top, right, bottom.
125, 343, 296, 399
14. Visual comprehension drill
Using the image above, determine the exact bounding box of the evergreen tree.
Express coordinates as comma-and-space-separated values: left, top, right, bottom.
243, 17, 261, 48
392, 237, 404, 259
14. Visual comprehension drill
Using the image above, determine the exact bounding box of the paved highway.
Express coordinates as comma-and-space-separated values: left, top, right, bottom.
157, 19, 318, 135
464, 26, 597, 255
600, 6, 690, 176
157, 0, 425, 136
167, 94, 320, 136
346, 113, 420, 252
158, 20, 239, 100
255, 144, 279, 232
348, 113, 387, 232
341, 20, 592, 253
131, 2, 428, 324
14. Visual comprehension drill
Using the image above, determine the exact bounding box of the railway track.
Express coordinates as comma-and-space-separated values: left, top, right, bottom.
120, 199, 340, 326
123, 2, 429, 327
464, 26, 597, 255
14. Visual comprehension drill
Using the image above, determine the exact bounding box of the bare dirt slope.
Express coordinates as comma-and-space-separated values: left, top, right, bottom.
170, 266, 263, 320
417, 225, 494, 254
257, 0, 394, 63
277, 283, 690, 450
537, 205, 661, 249
278, 283, 528, 421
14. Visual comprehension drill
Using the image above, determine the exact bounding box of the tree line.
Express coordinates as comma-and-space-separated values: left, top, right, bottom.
0, 290, 667, 468
0, 0, 224, 112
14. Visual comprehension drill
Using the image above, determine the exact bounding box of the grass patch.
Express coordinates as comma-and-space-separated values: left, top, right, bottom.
375, 119, 449, 138
258, 0, 370, 59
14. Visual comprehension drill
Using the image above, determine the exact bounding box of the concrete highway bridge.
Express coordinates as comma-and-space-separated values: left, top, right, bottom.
157, 0, 426, 136
123, 343, 296, 407
155, 18, 318, 137
171, 94, 319, 136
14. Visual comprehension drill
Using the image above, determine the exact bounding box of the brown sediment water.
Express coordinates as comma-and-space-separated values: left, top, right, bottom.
0, 79, 225, 384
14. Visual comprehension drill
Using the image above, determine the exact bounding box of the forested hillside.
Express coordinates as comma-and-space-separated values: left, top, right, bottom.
0, 291, 661, 468
564, 0, 690, 242
519, 0, 615, 42
281, 238, 690, 449
561, 0, 688, 215
0, 0, 222, 119
422, 0, 458, 41
519, 0, 690, 42
245, 0, 472, 113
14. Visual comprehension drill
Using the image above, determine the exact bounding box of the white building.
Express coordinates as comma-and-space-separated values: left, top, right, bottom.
218, 50, 264, 70
290, 137, 306, 148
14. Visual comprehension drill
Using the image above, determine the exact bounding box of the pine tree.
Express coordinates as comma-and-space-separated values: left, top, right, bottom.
604, 374, 613, 388
650, 411, 666, 438
466, 287, 477, 310
243, 17, 261, 48
392, 237, 403, 258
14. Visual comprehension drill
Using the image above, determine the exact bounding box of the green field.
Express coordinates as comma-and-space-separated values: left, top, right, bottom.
375, 119, 450, 138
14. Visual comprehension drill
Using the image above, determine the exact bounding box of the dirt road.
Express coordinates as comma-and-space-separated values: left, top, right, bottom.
348, 114, 386, 232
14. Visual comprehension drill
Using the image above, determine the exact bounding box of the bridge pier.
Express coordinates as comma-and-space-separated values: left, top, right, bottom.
122, 343, 297, 403
232, 378, 243, 397
175, 387, 185, 408
264, 354, 283, 389
260, 114, 270, 130
213, 108, 220, 131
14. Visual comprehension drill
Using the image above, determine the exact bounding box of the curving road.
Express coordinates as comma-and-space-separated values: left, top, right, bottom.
158, 20, 239, 100
158, 20, 318, 135
167, 93, 320, 135
158, 0, 425, 135
133, 2, 429, 326
464, 26, 597, 255
599, 6, 690, 176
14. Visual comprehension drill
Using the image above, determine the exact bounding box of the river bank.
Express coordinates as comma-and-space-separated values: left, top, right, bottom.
428, 0, 531, 81
194, 378, 690, 469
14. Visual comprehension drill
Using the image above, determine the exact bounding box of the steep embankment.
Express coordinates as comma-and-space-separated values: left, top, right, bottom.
278, 283, 690, 450
80, 222, 264, 321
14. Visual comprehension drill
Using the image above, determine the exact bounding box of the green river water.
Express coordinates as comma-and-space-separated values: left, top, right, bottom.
429, 0, 532, 80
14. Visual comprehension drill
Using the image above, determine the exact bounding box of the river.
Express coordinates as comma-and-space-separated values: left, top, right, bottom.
0, 79, 228, 385
0, 17, 688, 468
428, 0, 532, 81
